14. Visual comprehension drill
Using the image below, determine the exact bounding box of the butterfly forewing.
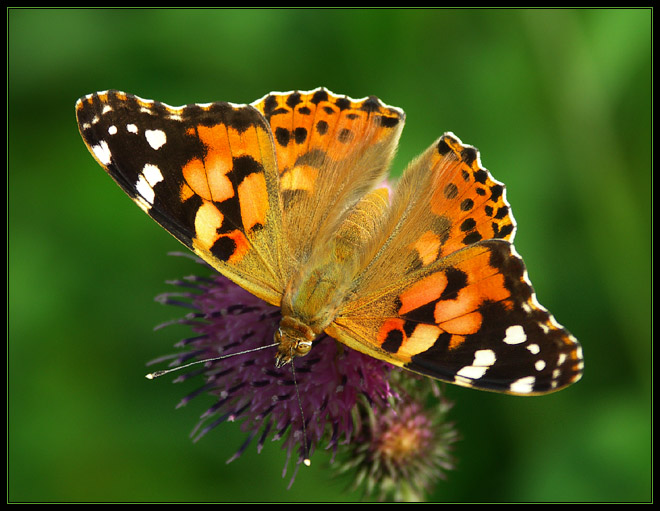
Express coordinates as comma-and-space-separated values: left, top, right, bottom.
76, 91, 287, 305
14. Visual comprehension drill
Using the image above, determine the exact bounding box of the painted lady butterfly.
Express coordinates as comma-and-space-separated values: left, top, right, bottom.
76, 88, 583, 395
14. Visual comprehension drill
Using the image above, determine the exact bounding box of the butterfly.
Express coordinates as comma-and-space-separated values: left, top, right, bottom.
76, 87, 583, 395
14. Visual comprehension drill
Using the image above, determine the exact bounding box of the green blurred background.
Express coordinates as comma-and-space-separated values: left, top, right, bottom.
8, 8, 651, 503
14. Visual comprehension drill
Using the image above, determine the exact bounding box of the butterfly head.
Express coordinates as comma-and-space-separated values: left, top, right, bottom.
275, 316, 316, 367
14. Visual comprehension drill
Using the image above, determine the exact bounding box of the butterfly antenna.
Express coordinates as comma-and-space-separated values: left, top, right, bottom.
290, 350, 311, 467
145, 342, 279, 379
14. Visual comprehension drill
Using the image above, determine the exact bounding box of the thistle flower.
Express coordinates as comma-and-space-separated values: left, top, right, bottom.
335, 376, 459, 502
149, 254, 458, 498
150, 254, 395, 485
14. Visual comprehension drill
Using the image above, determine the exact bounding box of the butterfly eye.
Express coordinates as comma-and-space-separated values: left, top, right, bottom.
295, 340, 313, 357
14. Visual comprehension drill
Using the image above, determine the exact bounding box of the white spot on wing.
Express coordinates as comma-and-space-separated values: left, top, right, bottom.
503, 325, 526, 345
509, 376, 536, 394
145, 129, 167, 150
91, 141, 112, 165
136, 175, 155, 205
456, 349, 496, 380
127, 124, 138, 134
474, 349, 496, 367
142, 164, 163, 187
108, 125, 117, 135
575, 345, 583, 362
134, 164, 163, 209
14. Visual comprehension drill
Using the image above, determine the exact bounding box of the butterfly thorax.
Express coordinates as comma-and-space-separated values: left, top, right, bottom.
275, 188, 391, 366
276, 258, 354, 366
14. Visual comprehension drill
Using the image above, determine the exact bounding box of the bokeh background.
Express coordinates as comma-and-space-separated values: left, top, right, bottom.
8, 8, 651, 503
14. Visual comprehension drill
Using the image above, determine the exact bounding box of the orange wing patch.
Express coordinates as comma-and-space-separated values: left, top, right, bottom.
238, 172, 269, 231
182, 125, 234, 203
185, 116, 274, 264
372, 243, 510, 359
375, 319, 441, 363
403, 133, 516, 269
431, 134, 516, 255
398, 271, 449, 316
252, 88, 404, 185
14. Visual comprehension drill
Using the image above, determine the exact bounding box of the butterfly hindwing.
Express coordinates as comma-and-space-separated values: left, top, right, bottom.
330, 240, 582, 394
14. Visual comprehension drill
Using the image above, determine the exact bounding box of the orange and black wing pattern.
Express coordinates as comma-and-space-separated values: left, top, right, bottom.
76, 90, 288, 305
